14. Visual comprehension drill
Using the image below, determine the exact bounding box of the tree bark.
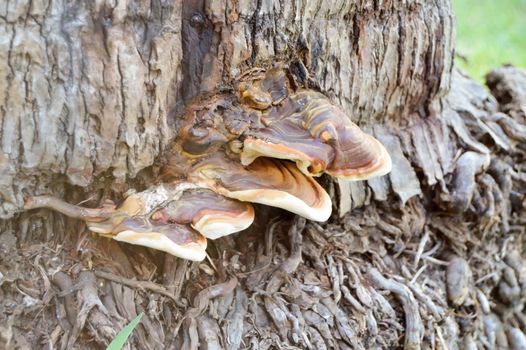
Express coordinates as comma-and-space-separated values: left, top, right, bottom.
2, 1, 526, 349
0, 0, 453, 218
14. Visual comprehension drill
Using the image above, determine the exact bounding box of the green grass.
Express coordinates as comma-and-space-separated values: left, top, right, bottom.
106, 313, 143, 350
453, 0, 526, 83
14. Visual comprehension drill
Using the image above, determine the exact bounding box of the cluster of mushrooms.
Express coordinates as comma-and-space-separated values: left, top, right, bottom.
25, 68, 392, 261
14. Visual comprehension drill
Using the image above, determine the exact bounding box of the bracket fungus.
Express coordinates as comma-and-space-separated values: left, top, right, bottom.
240, 91, 392, 180
25, 67, 392, 261
151, 189, 255, 240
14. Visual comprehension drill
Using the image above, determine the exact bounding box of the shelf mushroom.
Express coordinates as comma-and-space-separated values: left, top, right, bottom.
151, 189, 255, 240
25, 187, 254, 261
108, 218, 208, 261
187, 155, 333, 222
240, 91, 392, 181
25, 67, 392, 261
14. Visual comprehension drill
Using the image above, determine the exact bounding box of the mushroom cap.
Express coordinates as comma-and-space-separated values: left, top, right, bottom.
236, 67, 289, 109
152, 189, 255, 239
87, 194, 153, 234
325, 127, 392, 180
24, 68, 395, 261
189, 155, 332, 222
24, 195, 208, 260
241, 124, 333, 176
191, 210, 253, 239
111, 217, 207, 261
240, 91, 392, 181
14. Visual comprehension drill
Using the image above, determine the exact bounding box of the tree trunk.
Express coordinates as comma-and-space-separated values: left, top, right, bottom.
1, 1, 525, 349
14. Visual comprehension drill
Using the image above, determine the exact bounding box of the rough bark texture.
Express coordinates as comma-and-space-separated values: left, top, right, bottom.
0, 0, 453, 218
2, 1, 526, 350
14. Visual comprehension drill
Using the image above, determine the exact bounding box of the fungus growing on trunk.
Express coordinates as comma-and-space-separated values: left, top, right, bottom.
152, 189, 255, 240
25, 67, 392, 261
24, 193, 209, 261
240, 91, 392, 180
111, 219, 208, 262
188, 155, 332, 222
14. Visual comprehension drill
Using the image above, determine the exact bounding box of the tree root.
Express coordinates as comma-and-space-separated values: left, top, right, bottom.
366, 267, 424, 350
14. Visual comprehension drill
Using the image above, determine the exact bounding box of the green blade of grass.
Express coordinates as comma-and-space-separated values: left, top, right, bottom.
106, 313, 144, 350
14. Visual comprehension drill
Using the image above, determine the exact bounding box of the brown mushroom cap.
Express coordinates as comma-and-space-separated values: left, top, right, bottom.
188, 155, 332, 222
240, 91, 392, 181
25, 69, 394, 261
85, 193, 164, 235
110, 217, 207, 261
152, 189, 255, 239
325, 124, 392, 180
24, 195, 208, 261
241, 124, 333, 176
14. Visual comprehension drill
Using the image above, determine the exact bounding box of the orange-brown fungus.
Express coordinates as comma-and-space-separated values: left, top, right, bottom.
152, 189, 255, 239
187, 155, 332, 221
240, 91, 392, 180
111, 217, 207, 261
25, 66, 392, 260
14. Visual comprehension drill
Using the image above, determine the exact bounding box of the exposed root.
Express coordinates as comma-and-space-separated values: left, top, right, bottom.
24, 195, 116, 222
366, 267, 424, 350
